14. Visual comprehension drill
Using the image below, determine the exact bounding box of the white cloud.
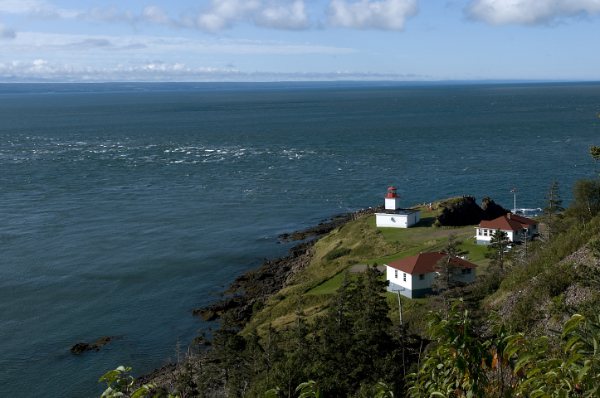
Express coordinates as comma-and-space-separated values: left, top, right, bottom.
465, 0, 600, 26
5, 31, 358, 55
0, 59, 423, 82
0, 0, 309, 31
0, 22, 15, 39
327, 0, 418, 30
79, 6, 135, 23
0, 0, 78, 18
141, 5, 178, 27
253, 0, 309, 29
193, 0, 309, 31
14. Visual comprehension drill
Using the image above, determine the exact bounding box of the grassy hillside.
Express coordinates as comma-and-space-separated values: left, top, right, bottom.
244, 204, 488, 337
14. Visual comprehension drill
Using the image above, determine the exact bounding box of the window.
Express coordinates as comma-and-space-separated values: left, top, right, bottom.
403, 273, 406, 282
478, 229, 482, 236
395, 270, 398, 278
484, 229, 488, 236
419, 274, 425, 280
467, 268, 472, 274
461, 269, 467, 274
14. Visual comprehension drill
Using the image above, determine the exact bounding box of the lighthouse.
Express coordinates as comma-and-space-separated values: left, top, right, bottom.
376, 185, 421, 228
384, 186, 401, 210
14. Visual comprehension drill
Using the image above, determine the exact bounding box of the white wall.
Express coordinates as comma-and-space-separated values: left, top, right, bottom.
376, 211, 420, 228
386, 266, 476, 291
386, 266, 412, 290
410, 272, 436, 290
475, 228, 515, 244
385, 197, 401, 210
377, 213, 410, 228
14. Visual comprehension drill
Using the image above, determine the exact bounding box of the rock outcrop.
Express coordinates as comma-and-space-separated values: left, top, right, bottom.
434, 196, 509, 227
70, 336, 116, 355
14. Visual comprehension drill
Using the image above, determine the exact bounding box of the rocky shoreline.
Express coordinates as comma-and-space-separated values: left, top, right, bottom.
192, 205, 383, 327
135, 206, 384, 389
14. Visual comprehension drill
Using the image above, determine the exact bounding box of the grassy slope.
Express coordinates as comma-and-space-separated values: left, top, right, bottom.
243, 205, 487, 336
307, 210, 489, 295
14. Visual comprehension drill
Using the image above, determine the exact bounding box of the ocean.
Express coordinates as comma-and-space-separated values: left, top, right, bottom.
0, 82, 598, 397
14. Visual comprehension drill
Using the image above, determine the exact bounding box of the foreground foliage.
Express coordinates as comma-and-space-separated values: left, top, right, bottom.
407, 301, 600, 397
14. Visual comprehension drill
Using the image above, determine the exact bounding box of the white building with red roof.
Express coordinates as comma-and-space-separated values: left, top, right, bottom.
375, 186, 420, 228
385, 252, 477, 298
475, 213, 539, 245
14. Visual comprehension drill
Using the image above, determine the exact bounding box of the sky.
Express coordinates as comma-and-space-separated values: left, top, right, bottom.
0, 0, 599, 82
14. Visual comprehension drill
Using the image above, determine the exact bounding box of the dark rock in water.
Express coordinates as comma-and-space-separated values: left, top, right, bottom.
70, 342, 91, 355
70, 336, 116, 355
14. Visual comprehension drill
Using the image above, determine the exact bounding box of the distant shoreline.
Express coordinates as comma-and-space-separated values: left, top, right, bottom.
0, 80, 596, 95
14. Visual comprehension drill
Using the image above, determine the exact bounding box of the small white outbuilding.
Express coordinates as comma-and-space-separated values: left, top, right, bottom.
375, 186, 420, 228
385, 252, 478, 299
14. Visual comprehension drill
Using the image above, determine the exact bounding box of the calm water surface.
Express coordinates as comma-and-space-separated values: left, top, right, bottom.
0, 83, 599, 397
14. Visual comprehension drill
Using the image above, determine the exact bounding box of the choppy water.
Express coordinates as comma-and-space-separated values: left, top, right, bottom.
1, 82, 599, 397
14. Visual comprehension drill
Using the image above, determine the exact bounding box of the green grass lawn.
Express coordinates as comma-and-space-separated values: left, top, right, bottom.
306, 268, 355, 295
308, 213, 489, 295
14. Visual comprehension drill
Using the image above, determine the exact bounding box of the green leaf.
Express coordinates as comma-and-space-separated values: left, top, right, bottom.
576, 365, 591, 383
563, 315, 585, 338
565, 335, 581, 353
564, 353, 584, 369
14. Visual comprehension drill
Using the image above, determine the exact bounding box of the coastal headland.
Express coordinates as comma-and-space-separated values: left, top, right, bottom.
137, 195, 510, 389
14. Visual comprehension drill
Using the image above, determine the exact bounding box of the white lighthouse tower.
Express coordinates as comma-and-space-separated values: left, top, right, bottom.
384, 186, 401, 210
376, 185, 420, 228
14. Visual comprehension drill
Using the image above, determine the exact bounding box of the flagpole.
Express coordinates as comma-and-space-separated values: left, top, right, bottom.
509, 188, 516, 213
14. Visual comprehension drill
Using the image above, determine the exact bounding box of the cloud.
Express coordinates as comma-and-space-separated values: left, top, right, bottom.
0, 0, 310, 31
79, 6, 135, 23
192, 0, 309, 31
465, 0, 600, 26
0, 59, 424, 82
327, 0, 418, 30
4, 31, 358, 56
254, 0, 309, 30
0, 0, 78, 19
141, 5, 179, 27
0, 23, 15, 39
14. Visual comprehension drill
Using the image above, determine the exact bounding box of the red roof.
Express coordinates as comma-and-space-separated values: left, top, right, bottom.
385, 252, 477, 275
388, 186, 396, 190
478, 213, 538, 231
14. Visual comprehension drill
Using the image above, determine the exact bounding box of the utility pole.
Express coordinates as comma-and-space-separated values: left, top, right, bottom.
394, 289, 406, 377
522, 228, 528, 259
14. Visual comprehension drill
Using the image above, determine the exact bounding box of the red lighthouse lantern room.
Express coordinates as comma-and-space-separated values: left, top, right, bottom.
386, 186, 398, 198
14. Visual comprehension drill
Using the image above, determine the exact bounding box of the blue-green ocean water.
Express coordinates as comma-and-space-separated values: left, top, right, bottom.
0, 82, 599, 397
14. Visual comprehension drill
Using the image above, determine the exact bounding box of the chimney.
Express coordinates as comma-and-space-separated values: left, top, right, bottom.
507, 213, 511, 219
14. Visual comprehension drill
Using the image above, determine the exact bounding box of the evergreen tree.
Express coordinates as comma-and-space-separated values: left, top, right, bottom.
543, 179, 564, 239
432, 234, 468, 293
569, 178, 600, 226
589, 112, 600, 173
486, 228, 508, 267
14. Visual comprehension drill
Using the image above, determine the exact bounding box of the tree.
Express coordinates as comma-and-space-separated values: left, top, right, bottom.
543, 179, 565, 240
569, 178, 600, 226
432, 234, 468, 293
486, 229, 508, 267
588, 112, 600, 172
